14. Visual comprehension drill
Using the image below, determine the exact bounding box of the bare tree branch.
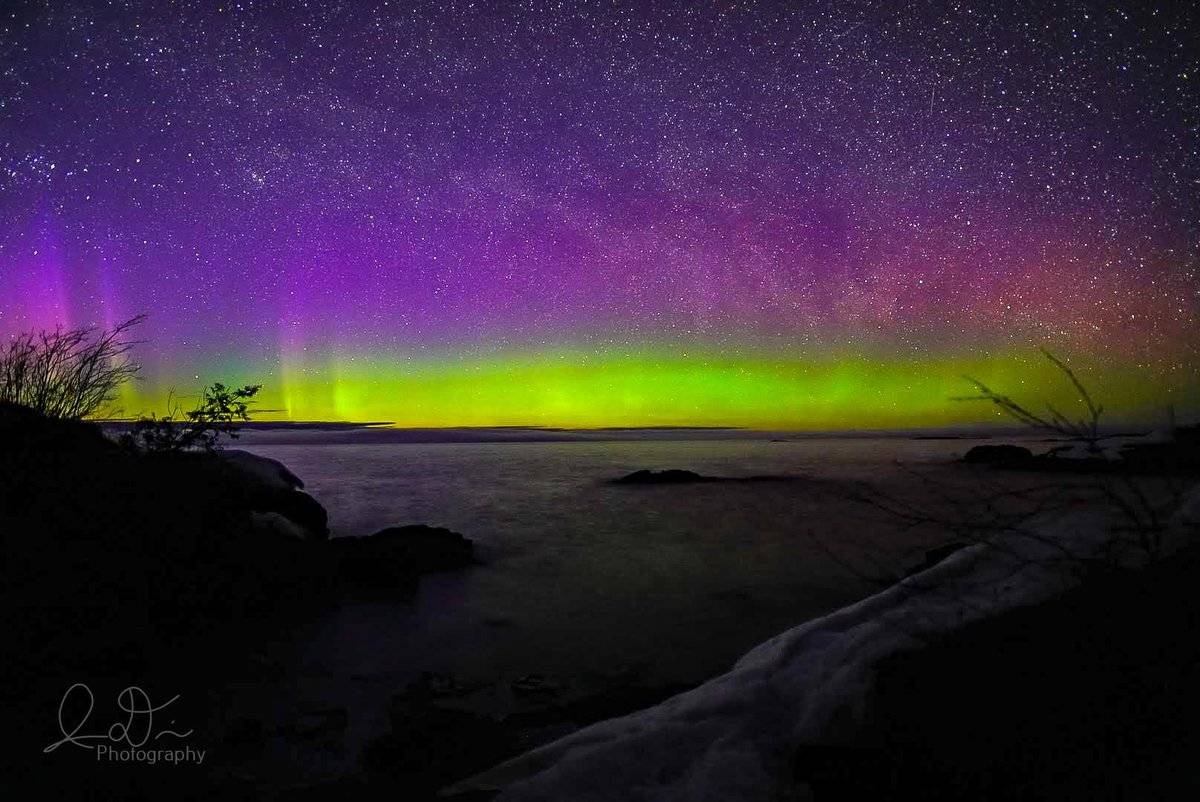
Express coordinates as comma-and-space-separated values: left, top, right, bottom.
0, 316, 144, 419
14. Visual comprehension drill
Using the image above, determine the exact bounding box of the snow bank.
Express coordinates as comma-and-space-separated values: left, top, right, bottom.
448, 490, 1198, 802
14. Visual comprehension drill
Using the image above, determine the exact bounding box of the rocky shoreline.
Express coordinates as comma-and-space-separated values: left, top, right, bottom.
0, 403, 490, 799
1, 404, 709, 799
7, 402, 1198, 800
961, 426, 1200, 474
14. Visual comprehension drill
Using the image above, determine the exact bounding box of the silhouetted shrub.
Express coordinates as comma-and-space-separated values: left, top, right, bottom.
123, 382, 261, 453
956, 347, 1104, 451
0, 316, 143, 419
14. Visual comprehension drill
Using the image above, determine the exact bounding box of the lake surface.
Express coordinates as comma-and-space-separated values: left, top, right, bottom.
222, 430, 1030, 783
238, 434, 992, 675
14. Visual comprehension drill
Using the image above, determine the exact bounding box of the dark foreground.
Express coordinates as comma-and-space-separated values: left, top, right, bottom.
798, 543, 1200, 801
0, 404, 688, 799
3, 402, 1198, 799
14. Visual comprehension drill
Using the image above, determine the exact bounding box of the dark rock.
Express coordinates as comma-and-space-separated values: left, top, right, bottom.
1, 403, 338, 648
219, 448, 305, 490
332, 525, 476, 590
214, 449, 329, 538
613, 468, 710, 484
249, 510, 311, 540
961, 444, 1034, 466
256, 486, 330, 539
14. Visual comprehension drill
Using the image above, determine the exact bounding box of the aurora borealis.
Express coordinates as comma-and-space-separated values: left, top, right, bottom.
1, 1, 1197, 427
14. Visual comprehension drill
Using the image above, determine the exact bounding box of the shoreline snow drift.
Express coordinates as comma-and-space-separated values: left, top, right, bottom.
447, 487, 1198, 801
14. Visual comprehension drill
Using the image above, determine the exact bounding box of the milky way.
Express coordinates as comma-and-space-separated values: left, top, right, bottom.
1, 1, 1197, 426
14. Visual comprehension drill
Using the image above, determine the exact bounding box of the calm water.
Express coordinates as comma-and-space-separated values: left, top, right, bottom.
233, 434, 1012, 678
222, 431, 1015, 782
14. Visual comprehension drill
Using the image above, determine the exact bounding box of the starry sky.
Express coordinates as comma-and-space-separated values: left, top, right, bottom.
1, 1, 1197, 427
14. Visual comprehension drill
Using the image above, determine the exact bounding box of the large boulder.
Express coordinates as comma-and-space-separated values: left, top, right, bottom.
259, 487, 329, 539
1, 405, 336, 650
332, 525, 476, 590
219, 448, 305, 490
249, 511, 311, 541
216, 448, 328, 539
962, 444, 1034, 466
612, 469, 710, 484
611, 469, 801, 485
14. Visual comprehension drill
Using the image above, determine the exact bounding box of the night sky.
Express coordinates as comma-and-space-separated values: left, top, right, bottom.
1, 1, 1197, 426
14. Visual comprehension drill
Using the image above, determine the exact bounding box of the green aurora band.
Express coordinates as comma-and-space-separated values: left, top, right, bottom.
117, 346, 1196, 430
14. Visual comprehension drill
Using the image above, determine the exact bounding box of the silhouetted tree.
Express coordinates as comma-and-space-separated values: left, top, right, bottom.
956, 347, 1104, 451
123, 382, 262, 453
0, 316, 143, 418
811, 349, 1190, 593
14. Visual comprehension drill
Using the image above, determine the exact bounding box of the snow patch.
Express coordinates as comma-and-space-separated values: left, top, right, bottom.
448, 489, 1197, 802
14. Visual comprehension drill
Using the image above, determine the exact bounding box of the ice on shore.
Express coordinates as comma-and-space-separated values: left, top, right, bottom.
448, 488, 1198, 802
